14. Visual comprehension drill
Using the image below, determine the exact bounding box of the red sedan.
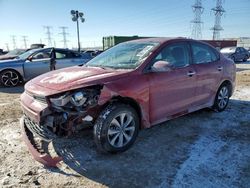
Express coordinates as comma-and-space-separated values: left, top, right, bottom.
20, 38, 236, 166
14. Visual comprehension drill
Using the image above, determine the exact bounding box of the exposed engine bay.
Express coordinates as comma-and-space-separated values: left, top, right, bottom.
25, 85, 103, 142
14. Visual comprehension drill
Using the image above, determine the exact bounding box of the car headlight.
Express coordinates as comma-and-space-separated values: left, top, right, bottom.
50, 93, 71, 106
70, 91, 87, 106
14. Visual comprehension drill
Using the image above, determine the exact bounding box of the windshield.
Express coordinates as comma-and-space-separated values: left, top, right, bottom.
85, 42, 159, 69
16, 49, 40, 60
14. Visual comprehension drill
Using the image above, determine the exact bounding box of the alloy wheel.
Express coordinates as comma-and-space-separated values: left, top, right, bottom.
107, 112, 136, 148
218, 86, 229, 109
1, 71, 19, 87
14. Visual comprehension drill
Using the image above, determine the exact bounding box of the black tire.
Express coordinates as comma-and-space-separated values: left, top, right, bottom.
93, 103, 139, 153
213, 84, 230, 112
243, 55, 248, 62
0, 70, 20, 87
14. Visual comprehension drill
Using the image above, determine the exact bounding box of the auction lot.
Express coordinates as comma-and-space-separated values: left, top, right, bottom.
0, 62, 250, 188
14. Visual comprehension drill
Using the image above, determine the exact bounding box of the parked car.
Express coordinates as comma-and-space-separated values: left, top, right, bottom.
0, 49, 28, 61
0, 48, 91, 87
220, 47, 249, 62
20, 38, 236, 166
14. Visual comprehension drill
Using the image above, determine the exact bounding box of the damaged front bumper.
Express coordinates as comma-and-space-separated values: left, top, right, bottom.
20, 116, 62, 167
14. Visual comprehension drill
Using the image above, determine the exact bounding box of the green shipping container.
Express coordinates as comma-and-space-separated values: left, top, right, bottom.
102, 36, 150, 50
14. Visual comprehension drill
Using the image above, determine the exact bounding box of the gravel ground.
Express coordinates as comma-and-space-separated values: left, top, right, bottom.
0, 61, 250, 188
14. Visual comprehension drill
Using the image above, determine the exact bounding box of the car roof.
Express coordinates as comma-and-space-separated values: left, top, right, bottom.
125, 37, 191, 44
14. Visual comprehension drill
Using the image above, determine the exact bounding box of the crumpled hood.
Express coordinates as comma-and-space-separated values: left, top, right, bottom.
27, 66, 131, 96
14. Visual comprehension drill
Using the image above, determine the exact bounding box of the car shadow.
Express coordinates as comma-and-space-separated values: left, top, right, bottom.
0, 85, 24, 94
48, 98, 250, 187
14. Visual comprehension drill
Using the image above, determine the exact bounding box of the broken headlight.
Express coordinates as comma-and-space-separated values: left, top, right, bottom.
50, 93, 71, 106
50, 91, 88, 107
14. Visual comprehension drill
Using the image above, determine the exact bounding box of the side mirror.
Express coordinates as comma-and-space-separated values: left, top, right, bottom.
150, 60, 172, 72
27, 56, 32, 62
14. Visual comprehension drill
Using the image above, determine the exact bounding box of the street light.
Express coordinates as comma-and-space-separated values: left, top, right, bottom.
71, 10, 85, 52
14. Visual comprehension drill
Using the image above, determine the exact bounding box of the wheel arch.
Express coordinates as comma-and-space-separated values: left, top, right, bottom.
102, 95, 142, 127
218, 80, 233, 97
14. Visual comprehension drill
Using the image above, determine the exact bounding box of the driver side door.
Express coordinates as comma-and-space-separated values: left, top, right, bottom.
147, 42, 197, 125
23, 49, 51, 80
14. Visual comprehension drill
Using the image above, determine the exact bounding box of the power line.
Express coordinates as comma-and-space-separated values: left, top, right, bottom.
211, 0, 225, 40
191, 0, 204, 39
21, 36, 28, 49
11, 35, 17, 49
43, 26, 53, 47
59, 26, 69, 48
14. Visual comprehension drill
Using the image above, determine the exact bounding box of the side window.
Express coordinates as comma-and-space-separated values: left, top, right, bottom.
55, 50, 79, 59
55, 50, 67, 59
236, 48, 240, 53
191, 42, 219, 64
152, 42, 190, 69
32, 49, 51, 60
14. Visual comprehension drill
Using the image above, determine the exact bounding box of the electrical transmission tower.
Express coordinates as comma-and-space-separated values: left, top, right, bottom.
59, 26, 69, 48
43, 26, 53, 47
211, 0, 225, 40
22, 36, 28, 49
11, 35, 17, 49
191, 0, 204, 40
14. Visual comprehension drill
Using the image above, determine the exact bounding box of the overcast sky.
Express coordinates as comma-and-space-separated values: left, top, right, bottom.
0, 0, 249, 50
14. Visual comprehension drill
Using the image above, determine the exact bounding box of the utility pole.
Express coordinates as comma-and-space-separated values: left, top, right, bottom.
59, 26, 69, 48
211, 0, 225, 40
43, 26, 53, 47
11, 35, 17, 49
22, 36, 28, 49
191, 0, 204, 40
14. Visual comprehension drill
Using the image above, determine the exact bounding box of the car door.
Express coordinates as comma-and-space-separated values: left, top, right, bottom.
147, 42, 197, 124
23, 49, 51, 80
54, 50, 84, 69
190, 41, 223, 107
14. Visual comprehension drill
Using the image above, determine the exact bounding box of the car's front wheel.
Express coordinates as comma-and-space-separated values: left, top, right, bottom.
94, 103, 139, 153
213, 84, 230, 112
0, 70, 20, 87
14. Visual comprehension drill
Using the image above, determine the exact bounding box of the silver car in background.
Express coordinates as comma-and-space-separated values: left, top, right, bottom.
0, 48, 91, 87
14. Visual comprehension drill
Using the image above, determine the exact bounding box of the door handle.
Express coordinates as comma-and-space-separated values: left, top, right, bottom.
187, 71, 196, 77
217, 66, 223, 71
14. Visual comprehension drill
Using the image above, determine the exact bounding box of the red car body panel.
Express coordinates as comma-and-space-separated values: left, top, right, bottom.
20, 38, 236, 166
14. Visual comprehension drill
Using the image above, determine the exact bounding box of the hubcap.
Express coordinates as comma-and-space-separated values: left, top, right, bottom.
1, 71, 19, 86
107, 112, 135, 148
218, 86, 229, 109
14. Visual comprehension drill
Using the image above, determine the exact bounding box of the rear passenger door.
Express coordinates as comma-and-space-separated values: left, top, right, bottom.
54, 50, 82, 69
190, 42, 223, 107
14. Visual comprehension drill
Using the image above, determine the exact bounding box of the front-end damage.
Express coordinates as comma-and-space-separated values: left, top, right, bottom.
20, 85, 105, 166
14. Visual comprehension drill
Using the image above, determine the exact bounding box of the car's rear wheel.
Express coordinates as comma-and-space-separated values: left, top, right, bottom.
0, 70, 20, 87
213, 84, 230, 112
93, 103, 139, 153
243, 55, 248, 62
